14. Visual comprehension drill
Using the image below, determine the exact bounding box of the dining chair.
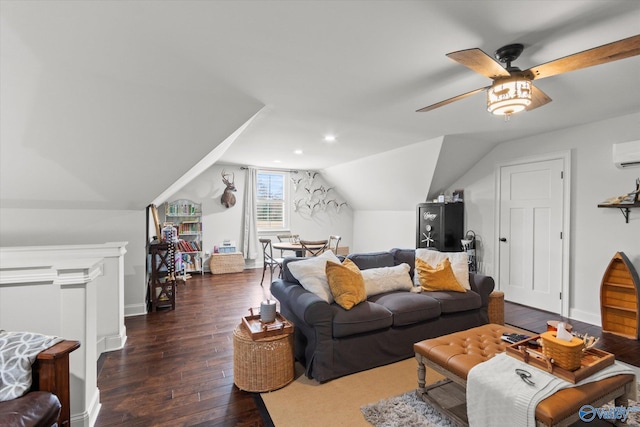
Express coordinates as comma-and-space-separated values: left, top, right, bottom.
328, 235, 341, 253
259, 238, 284, 287
299, 239, 329, 257
276, 233, 299, 242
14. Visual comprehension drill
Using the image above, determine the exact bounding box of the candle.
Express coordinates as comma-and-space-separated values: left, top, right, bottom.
260, 299, 277, 323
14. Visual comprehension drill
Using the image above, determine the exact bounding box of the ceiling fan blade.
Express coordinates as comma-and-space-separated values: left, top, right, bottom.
416, 87, 489, 112
526, 84, 552, 111
527, 34, 640, 80
447, 48, 511, 79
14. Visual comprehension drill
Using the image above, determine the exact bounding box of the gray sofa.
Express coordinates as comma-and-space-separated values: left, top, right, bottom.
270, 248, 495, 382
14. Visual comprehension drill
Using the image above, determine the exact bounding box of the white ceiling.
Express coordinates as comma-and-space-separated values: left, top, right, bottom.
1, 1, 639, 210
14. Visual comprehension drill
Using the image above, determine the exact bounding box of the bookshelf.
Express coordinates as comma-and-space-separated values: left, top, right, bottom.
165, 199, 204, 275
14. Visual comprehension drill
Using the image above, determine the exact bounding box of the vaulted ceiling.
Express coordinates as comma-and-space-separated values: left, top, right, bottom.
2, 1, 639, 211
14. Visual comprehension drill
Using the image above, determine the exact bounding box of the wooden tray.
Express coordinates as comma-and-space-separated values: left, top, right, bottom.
241, 312, 293, 340
505, 335, 614, 383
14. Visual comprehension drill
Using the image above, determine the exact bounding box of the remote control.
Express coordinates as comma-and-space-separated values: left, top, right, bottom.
501, 333, 530, 344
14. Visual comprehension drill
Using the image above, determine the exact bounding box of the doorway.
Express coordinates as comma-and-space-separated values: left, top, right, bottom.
496, 151, 571, 315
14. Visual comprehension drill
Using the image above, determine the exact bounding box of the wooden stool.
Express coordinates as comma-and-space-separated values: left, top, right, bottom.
233, 325, 294, 392
488, 291, 504, 325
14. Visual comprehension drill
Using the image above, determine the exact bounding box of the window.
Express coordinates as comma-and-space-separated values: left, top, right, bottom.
257, 171, 289, 230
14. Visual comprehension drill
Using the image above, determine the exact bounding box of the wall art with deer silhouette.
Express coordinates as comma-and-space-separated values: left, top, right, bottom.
292, 170, 348, 216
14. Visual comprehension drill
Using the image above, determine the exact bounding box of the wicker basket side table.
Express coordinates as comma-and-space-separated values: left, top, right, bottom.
488, 291, 505, 325
233, 324, 294, 392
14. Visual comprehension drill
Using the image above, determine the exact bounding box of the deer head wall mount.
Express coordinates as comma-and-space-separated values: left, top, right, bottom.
221, 170, 237, 208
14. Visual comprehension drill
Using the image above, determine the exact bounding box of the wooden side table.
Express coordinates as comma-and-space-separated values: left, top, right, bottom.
488, 291, 505, 325
233, 325, 294, 392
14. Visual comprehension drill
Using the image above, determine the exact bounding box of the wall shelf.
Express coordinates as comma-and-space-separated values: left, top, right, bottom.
597, 202, 640, 223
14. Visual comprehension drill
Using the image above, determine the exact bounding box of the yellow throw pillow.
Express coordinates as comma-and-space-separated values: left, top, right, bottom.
416, 257, 467, 293
326, 259, 366, 310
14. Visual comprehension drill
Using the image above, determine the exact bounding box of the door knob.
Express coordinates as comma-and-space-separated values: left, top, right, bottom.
499, 237, 507, 242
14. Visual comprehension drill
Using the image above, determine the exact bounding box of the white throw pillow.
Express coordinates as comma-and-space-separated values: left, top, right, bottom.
414, 249, 470, 290
361, 263, 413, 297
287, 250, 341, 303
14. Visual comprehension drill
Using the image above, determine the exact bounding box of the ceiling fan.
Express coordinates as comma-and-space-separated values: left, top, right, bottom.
417, 34, 640, 117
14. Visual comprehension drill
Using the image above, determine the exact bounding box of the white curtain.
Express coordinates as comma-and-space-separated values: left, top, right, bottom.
242, 167, 259, 260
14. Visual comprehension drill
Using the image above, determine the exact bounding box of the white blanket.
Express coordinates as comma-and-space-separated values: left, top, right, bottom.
467, 352, 637, 427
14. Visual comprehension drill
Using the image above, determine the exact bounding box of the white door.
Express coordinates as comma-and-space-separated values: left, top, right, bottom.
498, 158, 564, 313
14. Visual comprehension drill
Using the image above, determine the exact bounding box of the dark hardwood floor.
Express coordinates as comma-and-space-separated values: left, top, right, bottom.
505, 300, 640, 367
95, 269, 640, 426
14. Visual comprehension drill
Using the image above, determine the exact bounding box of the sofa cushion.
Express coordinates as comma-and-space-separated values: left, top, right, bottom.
326, 259, 366, 310
332, 301, 393, 338
415, 248, 470, 290
424, 290, 482, 313
390, 248, 416, 279
347, 251, 395, 270
368, 292, 441, 326
416, 258, 467, 293
287, 251, 342, 303
360, 263, 414, 297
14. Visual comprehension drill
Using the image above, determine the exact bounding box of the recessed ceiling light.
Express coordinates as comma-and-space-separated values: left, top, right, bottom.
324, 135, 336, 142
294, 149, 303, 155
273, 160, 281, 163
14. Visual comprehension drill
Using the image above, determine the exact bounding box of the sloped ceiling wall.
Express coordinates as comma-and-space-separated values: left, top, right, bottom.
0, 4, 264, 211
321, 135, 502, 211
427, 135, 500, 200
322, 137, 444, 211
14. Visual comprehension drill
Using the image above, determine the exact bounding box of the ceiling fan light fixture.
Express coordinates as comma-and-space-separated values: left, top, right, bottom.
486, 77, 532, 116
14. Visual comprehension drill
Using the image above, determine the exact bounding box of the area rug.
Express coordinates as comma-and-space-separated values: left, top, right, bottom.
362, 390, 460, 427
361, 382, 640, 427
260, 358, 445, 427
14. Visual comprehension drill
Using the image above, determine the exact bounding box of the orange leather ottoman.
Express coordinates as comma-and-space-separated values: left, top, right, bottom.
414, 324, 635, 427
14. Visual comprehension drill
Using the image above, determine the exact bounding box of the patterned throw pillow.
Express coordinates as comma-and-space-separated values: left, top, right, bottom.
0, 330, 63, 401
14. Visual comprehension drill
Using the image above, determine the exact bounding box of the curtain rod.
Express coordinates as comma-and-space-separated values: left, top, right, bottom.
240, 166, 299, 174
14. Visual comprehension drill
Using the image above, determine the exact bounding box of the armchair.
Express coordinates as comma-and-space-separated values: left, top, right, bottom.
0, 340, 80, 427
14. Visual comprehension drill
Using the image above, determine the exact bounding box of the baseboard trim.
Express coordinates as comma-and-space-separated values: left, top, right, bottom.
568, 308, 601, 327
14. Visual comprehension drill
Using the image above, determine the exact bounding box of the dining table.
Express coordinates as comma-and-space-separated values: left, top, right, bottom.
272, 242, 327, 257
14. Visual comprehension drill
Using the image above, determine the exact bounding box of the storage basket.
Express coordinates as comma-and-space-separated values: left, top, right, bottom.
540, 331, 584, 371
209, 252, 245, 274
233, 325, 294, 392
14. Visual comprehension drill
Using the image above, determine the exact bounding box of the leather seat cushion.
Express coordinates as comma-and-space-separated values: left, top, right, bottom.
368, 292, 441, 326
423, 289, 482, 313
332, 301, 393, 338
0, 391, 61, 427
414, 324, 513, 379
535, 374, 635, 426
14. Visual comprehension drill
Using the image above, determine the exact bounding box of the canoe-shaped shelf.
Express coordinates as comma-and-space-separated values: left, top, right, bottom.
600, 252, 640, 340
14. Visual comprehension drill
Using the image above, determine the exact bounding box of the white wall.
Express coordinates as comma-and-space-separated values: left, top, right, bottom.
0, 208, 147, 316
448, 112, 640, 326
352, 210, 415, 253
163, 164, 354, 269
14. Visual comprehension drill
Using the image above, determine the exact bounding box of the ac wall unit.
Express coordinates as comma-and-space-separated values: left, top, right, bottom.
613, 140, 640, 169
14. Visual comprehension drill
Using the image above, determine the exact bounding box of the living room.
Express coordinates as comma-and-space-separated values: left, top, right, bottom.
1, 1, 639, 426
